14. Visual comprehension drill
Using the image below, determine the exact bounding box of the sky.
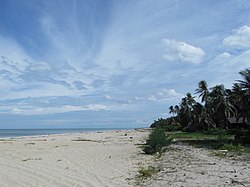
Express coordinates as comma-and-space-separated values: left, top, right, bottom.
0, 0, 250, 129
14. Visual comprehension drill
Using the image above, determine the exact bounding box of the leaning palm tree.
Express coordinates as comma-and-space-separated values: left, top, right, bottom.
195, 80, 209, 103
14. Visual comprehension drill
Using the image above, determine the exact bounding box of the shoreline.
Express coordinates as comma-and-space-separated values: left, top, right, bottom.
0, 127, 143, 140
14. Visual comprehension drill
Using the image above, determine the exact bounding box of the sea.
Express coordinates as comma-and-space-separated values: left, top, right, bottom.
0, 128, 127, 138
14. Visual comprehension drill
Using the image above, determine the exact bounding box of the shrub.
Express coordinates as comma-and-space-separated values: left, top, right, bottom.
235, 130, 250, 144
143, 127, 172, 154
150, 117, 182, 132
138, 166, 157, 178
221, 143, 244, 153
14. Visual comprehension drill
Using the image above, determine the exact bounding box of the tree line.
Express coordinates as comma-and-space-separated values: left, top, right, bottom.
150, 68, 250, 143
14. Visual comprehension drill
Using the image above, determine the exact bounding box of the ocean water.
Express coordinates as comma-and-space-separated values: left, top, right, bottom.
0, 128, 125, 138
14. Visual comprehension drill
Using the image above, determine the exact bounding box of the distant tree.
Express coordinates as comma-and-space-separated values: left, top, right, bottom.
190, 103, 215, 131
237, 68, 250, 121
152, 68, 250, 133
169, 105, 179, 116
209, 85, 235, 127
195, 80, 209, 103
169, 106, 174, 116
178, 93, 196, 128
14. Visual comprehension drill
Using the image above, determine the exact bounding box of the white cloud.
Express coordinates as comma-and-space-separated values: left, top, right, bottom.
27, 61, 51, 72
207, 50, 250, 87
223, 25, 250, 49
0, 104, 108, 115
162, 39, 205, 64
148, 89, 183, 102
0, 83, 81, 100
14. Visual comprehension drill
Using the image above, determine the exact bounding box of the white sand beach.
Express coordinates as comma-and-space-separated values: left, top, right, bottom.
0, 129, 150, 187
0, 129, 250, 187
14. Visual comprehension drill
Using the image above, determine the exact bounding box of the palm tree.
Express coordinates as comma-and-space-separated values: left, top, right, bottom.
178, 93, 196, 128
237, 68, 250, 121
238, 68, 250, 94
186, 92, 196, 106
228, 83, 244, 116
195, 80, 209, 103
169, 106, 174, 116
174, 105, 180, 115
210, 84, 236, 127
191, 103, 215, 131
169, 105, 180, 116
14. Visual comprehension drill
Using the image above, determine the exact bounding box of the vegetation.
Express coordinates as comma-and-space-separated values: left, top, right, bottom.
150, 68, 250, 144
150, 117, 181, 131
138, 166, 158, 178
143, 127, 172, 155
167, 130, 250, 156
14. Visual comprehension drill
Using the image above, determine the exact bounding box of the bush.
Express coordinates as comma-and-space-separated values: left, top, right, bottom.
138, 166, 157, 178
235, 130, 250, 144
221, 143, 244, 154
143, 127, 172, 154
150, 117, 182, 132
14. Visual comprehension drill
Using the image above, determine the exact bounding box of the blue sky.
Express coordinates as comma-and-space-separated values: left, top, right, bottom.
0, 0, 250, 129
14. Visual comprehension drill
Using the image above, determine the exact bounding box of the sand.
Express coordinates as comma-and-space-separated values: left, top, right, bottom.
144, 143, 250, 187
0, 129, 150, 187
0, 129, 250, 187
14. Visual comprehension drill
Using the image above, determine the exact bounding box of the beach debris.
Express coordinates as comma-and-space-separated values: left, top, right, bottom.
22, 158, 42, 161
25, 142, 35, 146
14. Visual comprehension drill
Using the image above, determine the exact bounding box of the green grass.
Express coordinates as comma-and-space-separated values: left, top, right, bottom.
168, 130, 250, 155
168, 131, 233, 141
138, 166, 158, 178
221, 143, 244, 153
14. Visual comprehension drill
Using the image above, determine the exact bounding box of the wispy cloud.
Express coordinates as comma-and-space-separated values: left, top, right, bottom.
148, 89, 184, 102
223, 25, 250, 49
0, 104, 108, 115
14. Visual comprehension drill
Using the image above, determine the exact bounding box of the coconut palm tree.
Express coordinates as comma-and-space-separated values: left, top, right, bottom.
195, 80, 209, 103
238, 68, 250, 94
178, 93, 196, 128
191, 103, 215, 131
174, 105, 180, 115
237, 68, 250, 121
209, 84, 235, 127
169, 105, 180, 116
169, 106, 174, 116
227, 83, 244, 116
